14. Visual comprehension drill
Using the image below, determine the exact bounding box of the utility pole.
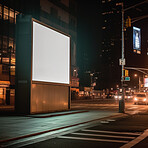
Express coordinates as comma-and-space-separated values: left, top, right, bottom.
119, 2, 125, 113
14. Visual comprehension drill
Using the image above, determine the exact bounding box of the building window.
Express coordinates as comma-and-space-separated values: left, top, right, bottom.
0, 4, 2, 19
2, 65, 9, 74
15, 11, 19, 24
10, 9, 14, 18
9, 38, 14, 50
10, 66, 15, 75
102, 26, 106, 29
4, 6, 8, 20
3, 36, 8, 50
10, 9, 15, 23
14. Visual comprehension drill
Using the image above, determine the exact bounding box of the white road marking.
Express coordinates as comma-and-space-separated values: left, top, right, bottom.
58, 135, 129, 143
72, 132, 135, 139
100, 121, 109, 124
82, 130, 141, 136
127, 107, 138, 110
107, 119, 116, 122
120, 129, 148, 148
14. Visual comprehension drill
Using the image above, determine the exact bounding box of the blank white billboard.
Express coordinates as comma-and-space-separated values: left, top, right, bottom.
32, 21, 70, 84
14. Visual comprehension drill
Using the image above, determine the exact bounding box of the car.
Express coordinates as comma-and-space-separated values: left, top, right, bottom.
114, 93, 133, 100
134, 93, 148, 105
114, 93, 122, 100
125, 93, 133, 100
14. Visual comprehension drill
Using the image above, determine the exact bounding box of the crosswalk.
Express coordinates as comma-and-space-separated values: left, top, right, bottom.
58, 129, 141, 145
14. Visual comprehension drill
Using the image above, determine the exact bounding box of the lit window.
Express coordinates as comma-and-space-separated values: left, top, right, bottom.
4, 6, 8, 20
2, 58, 9, 64
10, 9, 14, 18
10, 66, 15, 75
111, 42, 114, 46
0, 5, 2, 13
102, 12, 107, 15
0, 4, 2, 19
11, 54, 15, 65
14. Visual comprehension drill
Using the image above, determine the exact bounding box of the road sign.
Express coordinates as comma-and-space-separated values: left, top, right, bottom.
125, 77, 130, 81
119, 58, 125, 66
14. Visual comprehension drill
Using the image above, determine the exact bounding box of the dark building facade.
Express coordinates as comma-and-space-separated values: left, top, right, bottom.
0, 0, 78, 106
77, 0, 100, 90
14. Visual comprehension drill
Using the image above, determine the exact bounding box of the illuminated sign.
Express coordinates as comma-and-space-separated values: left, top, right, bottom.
32, 21, 70, 84
144, 78, 148, 87
133, 26, 141, 53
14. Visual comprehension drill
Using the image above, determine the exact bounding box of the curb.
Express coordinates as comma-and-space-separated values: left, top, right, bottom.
27, 110, 89, 118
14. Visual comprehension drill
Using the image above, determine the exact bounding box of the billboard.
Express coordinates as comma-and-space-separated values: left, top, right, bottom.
144, 78, 148, 87
133, 26, 141, 54
32, 21, 70, 84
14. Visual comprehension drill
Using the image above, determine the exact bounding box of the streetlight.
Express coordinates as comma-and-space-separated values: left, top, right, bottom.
134, 74, 141, 92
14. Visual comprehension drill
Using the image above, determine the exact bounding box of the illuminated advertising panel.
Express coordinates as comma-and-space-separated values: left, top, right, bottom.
133, 26, 141, 54
32, 21, 70, 84
144, 78, 148, 87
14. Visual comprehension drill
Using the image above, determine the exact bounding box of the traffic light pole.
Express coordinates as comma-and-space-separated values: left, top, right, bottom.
117, 1, 148, 113
119, 2, 125, 113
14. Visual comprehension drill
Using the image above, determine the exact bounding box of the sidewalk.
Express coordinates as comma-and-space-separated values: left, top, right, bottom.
0, 109, 121, 146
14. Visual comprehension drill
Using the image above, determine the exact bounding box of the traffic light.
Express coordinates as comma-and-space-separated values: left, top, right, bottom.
125, 16, 131, 28
125, 69, 129, 77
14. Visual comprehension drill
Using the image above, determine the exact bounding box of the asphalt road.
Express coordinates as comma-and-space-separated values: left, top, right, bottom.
22, 112, 148, 148
20, 99, 148, 148
71, 98, 148, 114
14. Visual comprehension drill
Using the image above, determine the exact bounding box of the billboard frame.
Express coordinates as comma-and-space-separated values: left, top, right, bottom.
31, 18, 71, 87
133, 26, 141, 54
15, 15, 71, 114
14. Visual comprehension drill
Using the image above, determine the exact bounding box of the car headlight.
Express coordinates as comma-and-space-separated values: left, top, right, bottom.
115, 96, 118, 98
119, 96, 122, 99
128, 96, 130, 98
134, 98, 137, 101
143, 98, 146, 101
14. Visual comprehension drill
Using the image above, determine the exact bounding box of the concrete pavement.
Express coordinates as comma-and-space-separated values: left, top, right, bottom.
0, 109, 121, 147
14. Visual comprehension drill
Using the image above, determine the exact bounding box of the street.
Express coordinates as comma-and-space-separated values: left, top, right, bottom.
22, 115, 148, 148
1, 98, 148, 148
71, 98, 148, 114
21, 98, 148, 148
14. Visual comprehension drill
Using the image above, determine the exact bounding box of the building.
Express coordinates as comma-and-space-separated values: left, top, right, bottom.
76, 0, 100, 90
0, 0, 79, 106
